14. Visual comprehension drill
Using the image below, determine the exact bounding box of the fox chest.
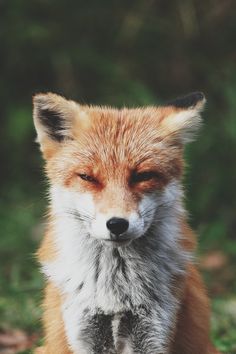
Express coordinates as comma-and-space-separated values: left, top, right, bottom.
55, 252, 178, 354
63, 301, 163, 354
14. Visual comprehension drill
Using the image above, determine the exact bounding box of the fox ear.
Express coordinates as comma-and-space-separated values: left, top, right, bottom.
162, 92, 206, 144
33, 93, 78, 158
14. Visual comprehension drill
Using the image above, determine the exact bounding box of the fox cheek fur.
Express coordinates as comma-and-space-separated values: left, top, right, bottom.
33, 92, 220, 354
50, 183, 175, 244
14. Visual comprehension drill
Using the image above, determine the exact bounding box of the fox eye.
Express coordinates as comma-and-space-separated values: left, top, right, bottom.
131, 171, 160, 184
78, 173, 98, 184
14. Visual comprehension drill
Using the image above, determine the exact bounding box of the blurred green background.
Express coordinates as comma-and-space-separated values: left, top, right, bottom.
0, 0, 236, 353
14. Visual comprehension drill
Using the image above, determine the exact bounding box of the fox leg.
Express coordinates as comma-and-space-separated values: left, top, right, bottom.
36, 282, 73, 354
172, 265, 220, 354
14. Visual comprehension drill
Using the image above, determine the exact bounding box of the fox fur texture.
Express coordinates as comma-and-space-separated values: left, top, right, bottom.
33, 92, 220, 354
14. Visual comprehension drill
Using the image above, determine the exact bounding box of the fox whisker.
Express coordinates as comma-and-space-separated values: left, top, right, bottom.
65, 209, 94, 223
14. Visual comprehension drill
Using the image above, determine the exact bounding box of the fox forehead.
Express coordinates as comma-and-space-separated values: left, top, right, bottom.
76, 107, 183, 164
72, 105, 176, 152
47, 107, 183, 183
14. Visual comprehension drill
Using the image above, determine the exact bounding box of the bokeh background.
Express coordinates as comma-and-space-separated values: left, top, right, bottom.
0, 1, 236, 353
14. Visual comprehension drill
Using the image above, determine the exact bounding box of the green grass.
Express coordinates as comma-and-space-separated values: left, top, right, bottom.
0, 197, 43, 333
211, 298, 236, 353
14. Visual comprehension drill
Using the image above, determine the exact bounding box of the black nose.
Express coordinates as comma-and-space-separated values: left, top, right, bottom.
106, 217, 129, 236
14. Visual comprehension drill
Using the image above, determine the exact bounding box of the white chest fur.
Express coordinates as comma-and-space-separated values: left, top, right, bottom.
42, 210, 189, 354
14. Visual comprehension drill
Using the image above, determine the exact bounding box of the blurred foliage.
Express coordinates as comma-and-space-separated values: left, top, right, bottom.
0, 0, 236, 352
212, 299, 236, 353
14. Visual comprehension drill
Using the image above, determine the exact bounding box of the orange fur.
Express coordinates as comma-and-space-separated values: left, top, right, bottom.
37, 228, 58, 263
173, 224, 220, 354
37, 282, 72, 354
173, 264, 219, 354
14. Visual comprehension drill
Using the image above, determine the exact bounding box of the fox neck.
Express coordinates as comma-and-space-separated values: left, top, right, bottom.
43, 184, 190, 312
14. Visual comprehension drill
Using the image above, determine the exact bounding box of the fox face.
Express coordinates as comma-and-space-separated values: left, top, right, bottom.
33, 92, 205, 246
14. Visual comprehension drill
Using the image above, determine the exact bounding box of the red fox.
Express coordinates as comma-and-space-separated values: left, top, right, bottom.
33, 92, 220, 354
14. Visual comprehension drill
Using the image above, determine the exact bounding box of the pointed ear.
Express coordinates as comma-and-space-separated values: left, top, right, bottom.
33, 93, 78, 158
161, 92, 206, 144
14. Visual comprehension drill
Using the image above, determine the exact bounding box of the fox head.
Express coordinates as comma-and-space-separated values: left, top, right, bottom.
33, 92, 205, 246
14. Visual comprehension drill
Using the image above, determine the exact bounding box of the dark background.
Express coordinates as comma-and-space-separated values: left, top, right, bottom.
0, 1, 236, 352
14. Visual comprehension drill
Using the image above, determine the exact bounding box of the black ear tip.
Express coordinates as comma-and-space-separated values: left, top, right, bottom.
166, 91, 206, 109
190, 91, 205, 103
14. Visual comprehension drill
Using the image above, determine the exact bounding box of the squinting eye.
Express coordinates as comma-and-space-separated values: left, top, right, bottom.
78, 173, 98, 184
131, 171, 160, 184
